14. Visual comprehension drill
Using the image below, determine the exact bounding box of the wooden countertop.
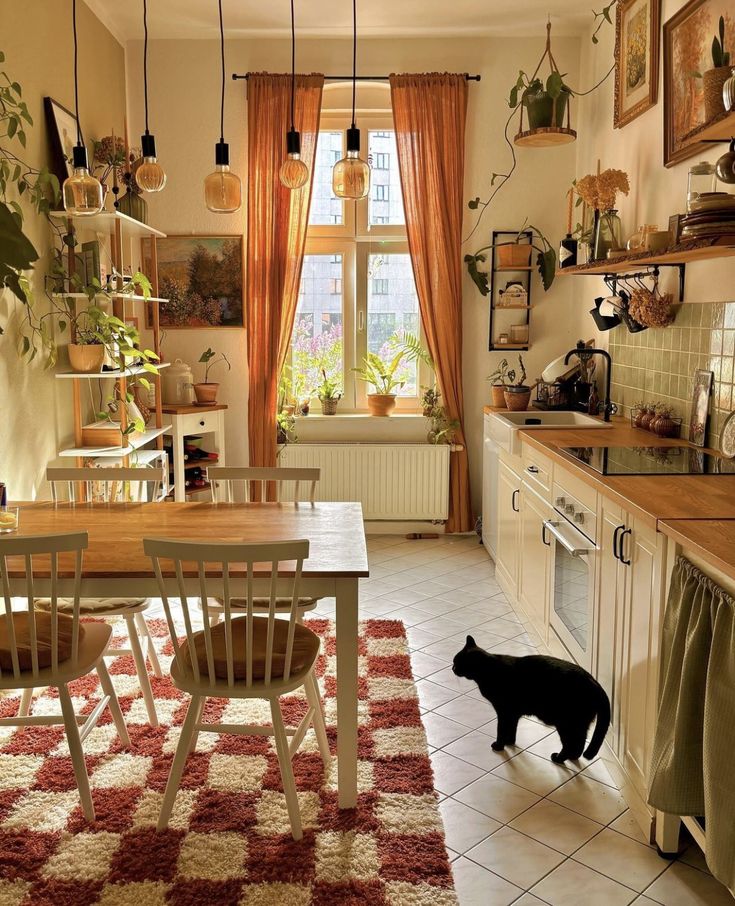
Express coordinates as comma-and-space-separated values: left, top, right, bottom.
658, 520, 735, 583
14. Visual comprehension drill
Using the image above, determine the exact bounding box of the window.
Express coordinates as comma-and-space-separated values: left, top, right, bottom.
290, 114, 427, 412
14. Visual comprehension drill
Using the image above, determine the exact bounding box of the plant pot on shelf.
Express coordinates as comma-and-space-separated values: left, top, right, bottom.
193, 382, 219, 406
367, 394, 396, 416
504, 386, 532, 411
68, 343, 105, 373
497, 243, 532, 269
491, 385, 508, 408
703, 66, 732, 121
321, 397, 339, 416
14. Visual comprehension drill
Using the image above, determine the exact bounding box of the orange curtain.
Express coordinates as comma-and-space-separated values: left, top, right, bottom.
246, 73, 324, 475
389, 73, 472, 533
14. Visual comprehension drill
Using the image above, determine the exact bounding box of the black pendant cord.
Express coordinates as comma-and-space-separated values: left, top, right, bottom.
71, 0, 84, 147
218, 0, 226, 143
351, 0, 357, 129
143, 0, 150, 135
289, 0, 296, 131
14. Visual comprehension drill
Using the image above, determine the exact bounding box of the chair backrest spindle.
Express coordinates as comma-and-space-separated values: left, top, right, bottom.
46, 466, 167, 504
207, 467, 320, 505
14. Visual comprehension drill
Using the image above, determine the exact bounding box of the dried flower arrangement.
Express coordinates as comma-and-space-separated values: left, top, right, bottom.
629, 288, 675, 328
575, 168, 630, 211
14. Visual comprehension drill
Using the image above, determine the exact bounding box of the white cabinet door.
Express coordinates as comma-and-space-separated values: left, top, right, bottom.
618, 518, 665, 802
496, 461, 521, 600
519, 483, 551, 641
482, 433, 498, 558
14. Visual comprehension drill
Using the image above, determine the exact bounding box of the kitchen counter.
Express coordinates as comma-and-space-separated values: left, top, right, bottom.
658, 520, 735, 584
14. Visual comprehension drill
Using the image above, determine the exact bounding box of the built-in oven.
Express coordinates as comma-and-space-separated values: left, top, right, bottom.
544, 483, 597, 670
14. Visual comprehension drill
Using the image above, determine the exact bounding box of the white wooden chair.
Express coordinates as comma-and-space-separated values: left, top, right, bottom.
144, 536, 330, 841
33, 466, 168, 727
0, 531, 130, 822
204, 467, 322, 626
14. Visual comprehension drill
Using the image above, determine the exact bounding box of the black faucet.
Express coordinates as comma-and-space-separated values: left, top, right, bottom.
564, 341, 614, 422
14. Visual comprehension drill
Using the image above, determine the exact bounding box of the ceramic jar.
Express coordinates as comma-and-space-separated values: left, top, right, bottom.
161, 358, 194, 405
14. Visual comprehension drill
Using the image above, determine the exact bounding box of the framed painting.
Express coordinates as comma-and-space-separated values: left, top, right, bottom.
688, 368, 713, 447
663, 0, 734, 167
614, 0, 660, 129
44, 97, 82, 184
148, 235, 244, 328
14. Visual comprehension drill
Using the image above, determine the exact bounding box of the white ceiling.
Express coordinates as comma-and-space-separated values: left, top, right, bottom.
86, 0, 590, 43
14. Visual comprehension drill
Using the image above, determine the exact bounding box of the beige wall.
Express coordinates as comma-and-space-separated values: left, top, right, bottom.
0, 0, 127, 498
126, 34, 587, 518
574, 1, 735, 441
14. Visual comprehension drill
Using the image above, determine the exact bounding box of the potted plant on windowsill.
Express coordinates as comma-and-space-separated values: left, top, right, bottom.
421, 384, 441, 417
353, 332, 432, 416
194, 347, 231, 406
503, 355, 532, 411
487, 358, 515, 408
316, 369, 342, 415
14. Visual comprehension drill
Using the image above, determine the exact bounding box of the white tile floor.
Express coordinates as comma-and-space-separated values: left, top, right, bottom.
313, 534, 734, 906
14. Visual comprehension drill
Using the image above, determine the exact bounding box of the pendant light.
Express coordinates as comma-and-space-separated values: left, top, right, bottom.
332, 0, 370, 199
62, 0, 104, 216
135, 0, 167, 193
279, 0, 309, 190
204, 0, 242, 212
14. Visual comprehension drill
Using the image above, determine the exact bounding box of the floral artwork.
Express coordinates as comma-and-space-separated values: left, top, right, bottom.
150, 236, 243, 328
664, 0, 735, 166
614, 0, 660, 128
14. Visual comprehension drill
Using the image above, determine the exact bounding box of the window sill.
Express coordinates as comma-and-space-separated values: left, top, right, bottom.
292, 413, 431, 443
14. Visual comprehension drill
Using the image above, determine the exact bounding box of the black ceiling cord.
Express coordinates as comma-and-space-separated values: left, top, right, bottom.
289, 0, 296, 131
218, 0, 226, 143
143, 0, 150, 135
71, 0, 84, 147
351, 0, 357, 128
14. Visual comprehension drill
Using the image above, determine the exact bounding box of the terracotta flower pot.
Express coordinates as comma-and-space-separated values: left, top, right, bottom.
497, 243, 532, 269
504, 386, 532, 411
367, 394, 396, 416
491, 385, 508, 408
68, 343, 105, 373
193, 382, 219, 405
703, 66, 732, 122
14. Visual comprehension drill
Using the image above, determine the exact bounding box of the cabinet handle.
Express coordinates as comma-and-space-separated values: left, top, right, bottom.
526, 465, 539, 474
613, 524, 624, 561
619, 527, 632, 566
542, 522, 551, 546
199, 420, 205, 427
511, 489, 520, 512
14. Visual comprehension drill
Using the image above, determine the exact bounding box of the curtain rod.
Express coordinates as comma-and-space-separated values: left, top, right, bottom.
232, 72, 481, 82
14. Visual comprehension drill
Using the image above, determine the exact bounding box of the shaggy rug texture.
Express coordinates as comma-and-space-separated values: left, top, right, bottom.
0, 618, 458, 906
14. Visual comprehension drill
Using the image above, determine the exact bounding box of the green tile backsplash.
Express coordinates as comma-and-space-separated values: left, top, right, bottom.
609, 302, 735, 450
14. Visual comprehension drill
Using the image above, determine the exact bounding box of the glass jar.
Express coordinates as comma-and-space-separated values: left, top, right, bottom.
627, 224, 658, 251
593, 209, 623, 260
687, 161, 716, 211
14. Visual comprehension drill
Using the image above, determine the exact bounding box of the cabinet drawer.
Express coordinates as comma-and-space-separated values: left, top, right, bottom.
521, 446, 553, 499
174, 410, 222, 436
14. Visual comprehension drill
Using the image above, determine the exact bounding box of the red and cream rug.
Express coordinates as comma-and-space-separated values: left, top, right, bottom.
0, 618, 458, 906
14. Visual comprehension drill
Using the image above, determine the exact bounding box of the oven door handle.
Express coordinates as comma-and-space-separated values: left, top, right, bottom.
543, 520, 596, 558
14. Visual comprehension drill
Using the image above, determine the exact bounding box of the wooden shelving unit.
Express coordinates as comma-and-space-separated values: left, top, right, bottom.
51, 210, 168, 470
555, 238, 735, 277
488, 230, 533, 352
681, 109, 735, 144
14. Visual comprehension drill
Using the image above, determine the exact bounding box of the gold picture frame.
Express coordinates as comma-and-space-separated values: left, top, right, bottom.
614, 0, 661, 129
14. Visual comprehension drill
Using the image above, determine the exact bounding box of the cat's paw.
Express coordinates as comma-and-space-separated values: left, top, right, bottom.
491, 740, 505, 751
551, 752, 565, 764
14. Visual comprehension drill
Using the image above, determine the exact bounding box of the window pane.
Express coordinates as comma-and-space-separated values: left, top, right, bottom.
291, 254, 344, 401
368, 131, 405, 226
367, 253, 419, 396
310, 131, 343, 226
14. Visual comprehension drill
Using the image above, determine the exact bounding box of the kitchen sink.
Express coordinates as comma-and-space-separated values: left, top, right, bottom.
487, 409, 612, 455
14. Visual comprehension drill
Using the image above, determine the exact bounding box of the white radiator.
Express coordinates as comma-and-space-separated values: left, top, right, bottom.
278, 444, 451, 521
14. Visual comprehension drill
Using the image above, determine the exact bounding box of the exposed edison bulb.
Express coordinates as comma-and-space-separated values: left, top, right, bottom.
204, 143, 242, 212
135, 133, 167, 193
332, 127, 370, 199
279, 129, 309, 190
62, 145, 104, 216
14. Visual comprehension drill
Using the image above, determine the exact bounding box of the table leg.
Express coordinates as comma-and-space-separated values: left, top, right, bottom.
173, 424, 185, 503
335, 577, 359, 809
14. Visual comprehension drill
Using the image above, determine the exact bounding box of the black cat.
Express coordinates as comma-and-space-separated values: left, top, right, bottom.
452, 636, 610, 764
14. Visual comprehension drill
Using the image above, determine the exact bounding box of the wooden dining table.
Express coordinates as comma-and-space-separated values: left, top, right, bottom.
4, 500, 369, 809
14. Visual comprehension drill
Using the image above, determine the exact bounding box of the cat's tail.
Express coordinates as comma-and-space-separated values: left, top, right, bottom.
584, 685, 611, 760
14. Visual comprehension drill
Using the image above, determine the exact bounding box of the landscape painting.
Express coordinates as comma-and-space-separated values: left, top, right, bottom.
151, 235, 243, 328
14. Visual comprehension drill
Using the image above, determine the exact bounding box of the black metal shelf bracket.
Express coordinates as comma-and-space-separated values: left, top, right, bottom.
601, 263, 686, 302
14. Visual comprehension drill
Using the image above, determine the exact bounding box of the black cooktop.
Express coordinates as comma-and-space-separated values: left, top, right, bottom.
560, 445, 735, 476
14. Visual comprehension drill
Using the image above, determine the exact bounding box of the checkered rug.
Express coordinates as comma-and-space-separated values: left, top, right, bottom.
0, 618, 458, 906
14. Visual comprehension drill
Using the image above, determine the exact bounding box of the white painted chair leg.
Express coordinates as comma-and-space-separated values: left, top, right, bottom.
18, 688, 33, 717
58, 683, 94, 822
125, 614, 158, 728
188, 696, 206, 754
305, 673, 331, 768
96, 659, 130, 748
208, 612, 220, 628
157, 695, 201, 831
135, 612, 162, 678
270, 698, 302, 841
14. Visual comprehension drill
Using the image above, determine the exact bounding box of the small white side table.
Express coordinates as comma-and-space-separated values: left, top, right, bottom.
162, 404, 227, 502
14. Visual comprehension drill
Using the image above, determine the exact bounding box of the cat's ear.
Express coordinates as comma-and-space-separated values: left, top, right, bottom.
466, 635, 476, 648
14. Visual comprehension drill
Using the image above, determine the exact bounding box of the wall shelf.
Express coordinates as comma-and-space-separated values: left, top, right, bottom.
58, 425, 171, 459
555, 239, 735, 277
55, 362, 170, 380
490, 343, 529, 351
681, 109, 735, 144
493, 304, 531, 310
51, 293, 168, 303
489, 230, 533, 352
49, 210, 167, 240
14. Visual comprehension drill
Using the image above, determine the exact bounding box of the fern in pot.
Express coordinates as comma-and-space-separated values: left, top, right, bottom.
316, 369, 342, 415
503, 355, 531, 411
353, 332, 432, 416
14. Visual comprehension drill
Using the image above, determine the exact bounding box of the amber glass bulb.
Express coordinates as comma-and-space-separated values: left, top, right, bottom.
205, 166, 242, 213
62, 145, 104, 216
135, 133, 167, 193
332, 127, 370, 199
280, 155, 309, 190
